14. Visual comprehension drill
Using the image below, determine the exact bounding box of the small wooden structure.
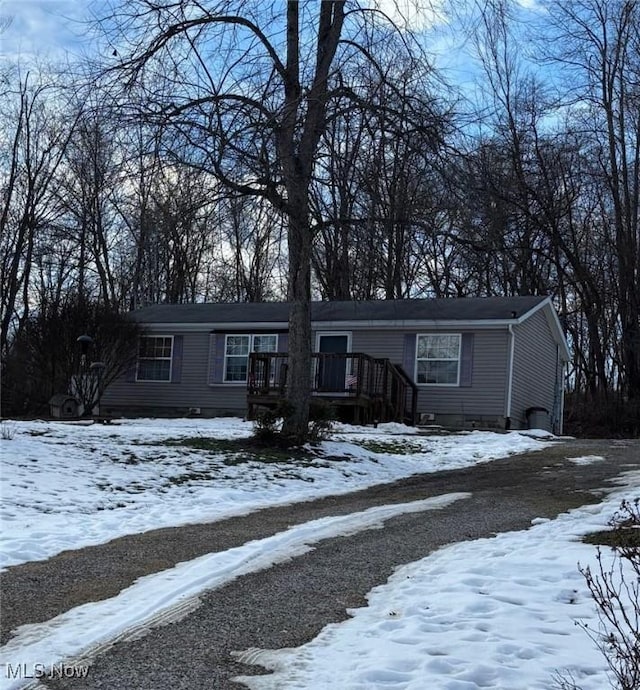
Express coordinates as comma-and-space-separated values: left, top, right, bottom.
49, 394, 80, 419
247, 352, 418, 425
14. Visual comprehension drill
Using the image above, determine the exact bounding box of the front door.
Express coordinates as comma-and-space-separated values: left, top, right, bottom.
316, 333, 350, 391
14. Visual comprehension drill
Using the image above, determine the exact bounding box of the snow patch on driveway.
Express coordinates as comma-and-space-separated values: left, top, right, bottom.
0, 493, 469, 690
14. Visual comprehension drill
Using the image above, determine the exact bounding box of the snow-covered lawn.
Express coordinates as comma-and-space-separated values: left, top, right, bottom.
1, 418, 637, 690
233, 470, 640, 690
0, 417, 545, 569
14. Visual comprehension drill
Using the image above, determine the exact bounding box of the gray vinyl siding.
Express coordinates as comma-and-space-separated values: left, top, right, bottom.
102, 330, 247, 415
349, 328, 509, 418
105, 322, 547, 426
510, 309, 560, 431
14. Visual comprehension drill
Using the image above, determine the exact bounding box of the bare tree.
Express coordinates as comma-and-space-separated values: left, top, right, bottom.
310, 52, 451, 300
0, 71, 80, 356
359, 65, 449, 299
544, 0, 640, 399
57, 108, 123, 307
1, 295, 142, 416
100, 0, 424, 441
140, 164, 220, 304
113, 116, 167, 310
311, 97, 366, 299
219, 195, 285, 302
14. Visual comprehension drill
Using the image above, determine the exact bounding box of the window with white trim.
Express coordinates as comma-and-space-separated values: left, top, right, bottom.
224, 334, 278, 382
137, 336, 173, 381
416, 334, 461, 385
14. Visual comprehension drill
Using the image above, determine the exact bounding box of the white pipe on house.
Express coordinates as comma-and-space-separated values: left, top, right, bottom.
550, 344, 566, 435
505, 324, 515, 428
558, 348, 565, 435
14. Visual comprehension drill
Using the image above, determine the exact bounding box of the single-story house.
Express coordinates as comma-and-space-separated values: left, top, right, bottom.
102, 295, 570, 433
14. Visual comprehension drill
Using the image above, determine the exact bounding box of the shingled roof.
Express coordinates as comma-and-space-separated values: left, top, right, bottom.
131, 295, 549, 324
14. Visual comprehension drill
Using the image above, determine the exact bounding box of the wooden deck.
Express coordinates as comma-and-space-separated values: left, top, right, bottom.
247, 352, 417, 425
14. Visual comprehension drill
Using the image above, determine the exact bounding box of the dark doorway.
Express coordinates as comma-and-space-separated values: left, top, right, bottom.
317, 334, 349, 391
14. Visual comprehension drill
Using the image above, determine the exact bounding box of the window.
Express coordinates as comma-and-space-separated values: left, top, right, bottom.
224, 334, 278, 382
137, 336, 173, 381
416, 334, 461, 385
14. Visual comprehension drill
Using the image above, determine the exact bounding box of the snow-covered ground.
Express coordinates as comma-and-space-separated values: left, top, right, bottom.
0, 493, 470, 690
1, 418, 637, 690
0, 417, 545, 569
234, 463, 640, 690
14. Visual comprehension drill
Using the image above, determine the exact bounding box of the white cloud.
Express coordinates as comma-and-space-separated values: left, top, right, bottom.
0, 0, 96, 64
372, 0, 447, 32
515, 0, 545, 11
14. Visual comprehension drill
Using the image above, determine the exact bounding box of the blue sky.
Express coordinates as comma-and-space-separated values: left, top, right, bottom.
0, 0, 546, 105
1, 1, 453, 63
0, 0, 101, 64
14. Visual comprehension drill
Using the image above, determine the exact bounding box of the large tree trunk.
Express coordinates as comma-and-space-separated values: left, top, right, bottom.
281, 201, 312, 442
278, 1, 345, 441
106, 0, 349, 440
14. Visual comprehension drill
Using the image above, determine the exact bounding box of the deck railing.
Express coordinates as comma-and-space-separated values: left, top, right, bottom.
247, 352, 417, 425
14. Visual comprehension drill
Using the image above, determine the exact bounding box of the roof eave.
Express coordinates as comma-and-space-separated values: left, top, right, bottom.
141, 318, 529, 331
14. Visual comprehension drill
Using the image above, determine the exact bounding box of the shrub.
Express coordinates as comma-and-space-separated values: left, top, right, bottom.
252, 399, 335, 446
0, 421, 16, 440
308, 399, 336, 442
252, 401, 295, 444
564, 392, 640, 438
1, 296, 142, 417
556, 500, 640, 689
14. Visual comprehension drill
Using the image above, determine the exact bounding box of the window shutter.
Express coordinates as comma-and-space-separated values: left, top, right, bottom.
171, 335, 183, 383
278, 332, 289, 353
209, 333, 227, 384
402, 334, 417, 379
125, 357, 137, 383
460, 333, 474, 387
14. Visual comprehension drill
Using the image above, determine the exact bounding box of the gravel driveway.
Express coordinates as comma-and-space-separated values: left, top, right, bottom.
3, 437, 640, 689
